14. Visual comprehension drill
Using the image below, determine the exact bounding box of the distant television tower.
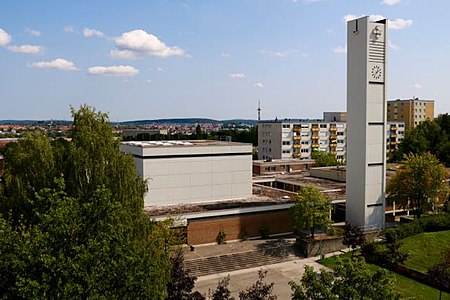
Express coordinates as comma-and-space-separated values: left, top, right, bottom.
257, 100, 261, 121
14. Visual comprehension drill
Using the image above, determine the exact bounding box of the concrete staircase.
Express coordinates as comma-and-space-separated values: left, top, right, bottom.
185, 240, 299, 277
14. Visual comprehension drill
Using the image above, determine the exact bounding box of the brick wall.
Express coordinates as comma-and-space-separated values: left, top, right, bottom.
187, 210, 293, 245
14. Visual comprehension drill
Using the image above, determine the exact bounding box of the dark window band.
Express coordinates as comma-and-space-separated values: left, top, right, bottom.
368, 163, 383, 166
367, 203, 383, 207
369, 81, 384, 85
368, 122, 384, 125
132, 152, 252, 160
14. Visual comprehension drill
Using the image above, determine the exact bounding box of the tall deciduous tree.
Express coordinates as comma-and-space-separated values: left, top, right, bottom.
0, 105, 172, 298
290, 258, 399, 300
291, 186, 332, 238
311, 150, 338, 167
386, 152, 449, 219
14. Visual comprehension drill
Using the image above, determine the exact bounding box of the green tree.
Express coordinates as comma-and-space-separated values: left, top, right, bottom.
386, 152, 449, 219
289, 265, 337, 300
0, 131, 57, 225
238, 270, 276, 300
290, 257, 399, 300
291, 186, 332, 238
397, 114, 450, 166
209, 276, 235, 300
311, 150, 338, 167
427, 247, 450, 293
166, 249, 203, 300
342, 223, 366, 255
0, 105, 173, 298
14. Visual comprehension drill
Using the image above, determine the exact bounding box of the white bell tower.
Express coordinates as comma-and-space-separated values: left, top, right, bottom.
346, 16, 387, 230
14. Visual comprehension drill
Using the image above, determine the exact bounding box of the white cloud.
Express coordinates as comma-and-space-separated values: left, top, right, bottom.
333, 46, 347, 54
388, 40, 399, 50
0, 28, 12, 46
260, 49, 307, 58
221, 52, 231, 58
64, 26, 75, 33
343, 14, 359, 23
382, 0, 401, 5
88, 65, 139, 76
388, 18, 413, 30
30, 58, 78, 71
7, 44, 44, 54
25, 28, 41, 37
414, 83, 422, 89
83, 28, 105, 38
343, 14, 413, 30
110, 29, 188, 59
229, 73, 245, 79
146, 79, 152, 83
156, 67, 163, 72
254, 82, 264, 88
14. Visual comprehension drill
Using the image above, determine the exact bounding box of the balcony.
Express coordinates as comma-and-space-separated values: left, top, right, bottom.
329, 134, 337, 140
390, 134, 397, 138
293, 136, 301, 141
311, 127, 319, 132
311, 136, 319, 140
293, 144, 302, 149
329, 126, 337, 132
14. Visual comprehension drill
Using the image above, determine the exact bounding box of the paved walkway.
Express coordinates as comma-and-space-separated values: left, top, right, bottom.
194, 257, 326, 299
185, 238, 347, 298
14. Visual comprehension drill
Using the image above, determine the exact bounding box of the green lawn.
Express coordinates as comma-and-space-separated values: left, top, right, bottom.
318, 253, 450, 300
400, 230, 450, 273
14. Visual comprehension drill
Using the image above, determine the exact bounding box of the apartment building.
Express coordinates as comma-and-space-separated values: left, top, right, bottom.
258, 119, 347, 161
387, 98, 434, 129
258, 119, 404, 161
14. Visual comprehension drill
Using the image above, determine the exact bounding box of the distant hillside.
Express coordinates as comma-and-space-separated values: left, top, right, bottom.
0, 118, 258, 126
119, 118, 257, 126
0, 120, 71, 125
119, 118, 221, 125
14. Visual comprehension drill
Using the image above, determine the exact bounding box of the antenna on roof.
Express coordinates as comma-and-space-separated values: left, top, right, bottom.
257, 100, 261, 121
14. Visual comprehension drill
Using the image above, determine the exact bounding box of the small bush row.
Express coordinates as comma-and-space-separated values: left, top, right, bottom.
385, 213, 450, 243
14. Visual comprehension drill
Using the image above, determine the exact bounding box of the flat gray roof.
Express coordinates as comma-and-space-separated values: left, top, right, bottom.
122, 139, 251, 148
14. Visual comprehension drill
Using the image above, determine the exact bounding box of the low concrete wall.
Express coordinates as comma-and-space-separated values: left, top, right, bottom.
310, 167, 346, 182
296, 230, 381, 258
296, 236, 345, 258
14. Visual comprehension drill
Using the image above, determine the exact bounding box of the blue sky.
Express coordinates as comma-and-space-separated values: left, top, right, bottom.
0, 0, 448, 121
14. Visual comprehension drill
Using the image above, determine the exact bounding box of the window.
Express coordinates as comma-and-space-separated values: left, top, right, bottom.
283, 124, 290, 128
301, 140, 309, 145
337, 131, 344, 136
282, 150, 291, 154
319, 132, 327, 137
301, 132, 309, 137
320, 124, 327, 128
282, 141, 290, 145
337, 139, 344, 144
301, 124, 309, 128
301, 149, 309, 153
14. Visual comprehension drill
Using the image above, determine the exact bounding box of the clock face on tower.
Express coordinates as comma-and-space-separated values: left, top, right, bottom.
370, 65, 383, 81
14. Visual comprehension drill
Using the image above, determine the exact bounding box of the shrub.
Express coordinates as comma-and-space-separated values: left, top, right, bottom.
259, 223, 270, 239
385, 212, 450, 242
216, 229, 227, 245
239, 225, 248, 241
